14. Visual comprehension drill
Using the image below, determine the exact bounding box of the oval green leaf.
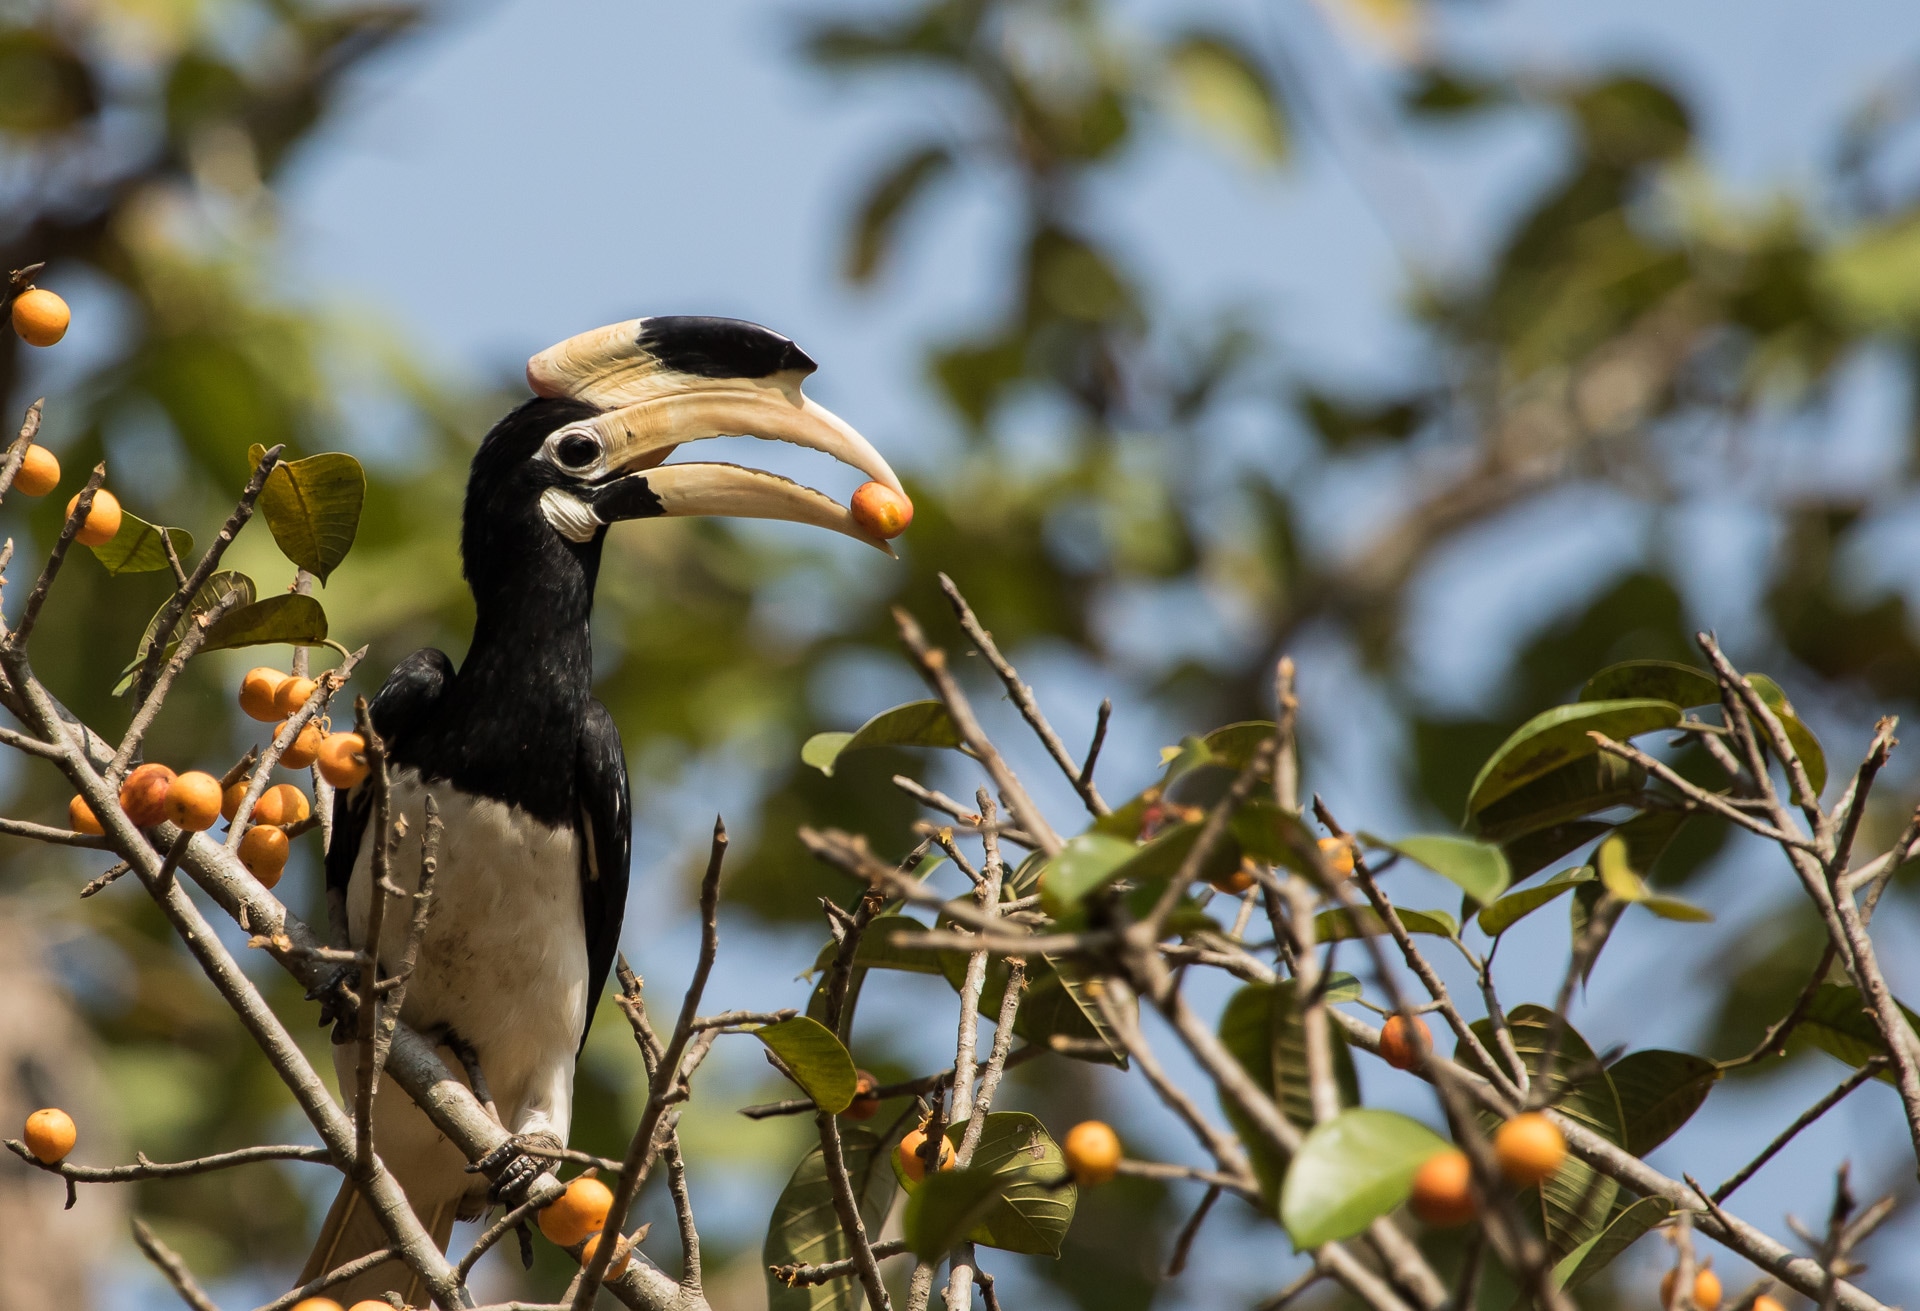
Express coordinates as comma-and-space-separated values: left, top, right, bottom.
1468, 699, 1681, 817
764, 1127, 898, 1311
902, 1166, 1002, 1259
1280, 1108, 1450, 1249
260, 451, 365, 583
1314, 906, 1457, 943
1551, 1195, 1672, 1291
201, 594, 327, 653
755, 1016, 859, 1113
89, 510, 192, 577
1472, 754, 1645, 845
1477, 866, 1594, 937
1367, 833, 1509, 905
1580, 660, 1719, 708
1037, 832, 1139, 918
1747, 673, 1829, 797
1167, 34, 1288, 164
801, 732, 854, 776
953, 1111, 1077, 1255
801, 700, 962, 775
1608, 1049, 1719, 1156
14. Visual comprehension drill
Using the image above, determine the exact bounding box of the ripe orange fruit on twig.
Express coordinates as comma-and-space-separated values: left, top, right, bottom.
66, 488, 121, 546
68, 795, 103, 836
164, 772, 223, 832
273, 675, 318, 718
1064, 1120, 1122, 1185
289, 1298, 345, 1311
843, 1069, 880, 1120
221, 779, 248, 822
1317, 835, 1355, 878
1408, 1148, 1476, 1226
239, 668, 287, 722
119, 763, 176, 827
850, 482, 913, 538
280, 720, 323, 769
896, 1125, 955, 1182
14, 445, 58, 496
252, 783, 309, 827
11, 288, 69, 347
23, 1108, 76, 1163
239, 825, 289, 886
580, 1231, 631, 1279
539, 1175, 614, 1247
317, 733, 369, 788
1493, 1112, 1565, 1186
1378, 1014, 1430, 1071
1661, 1266, 1721, 1311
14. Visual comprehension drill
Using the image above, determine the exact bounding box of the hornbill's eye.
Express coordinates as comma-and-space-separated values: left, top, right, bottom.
553, 431, 600, 470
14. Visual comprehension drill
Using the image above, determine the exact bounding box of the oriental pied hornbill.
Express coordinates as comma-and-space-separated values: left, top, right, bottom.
300, 317, 904, 1302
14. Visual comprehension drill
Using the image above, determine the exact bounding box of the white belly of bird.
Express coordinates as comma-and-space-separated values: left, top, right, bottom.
341, 767, 588, 1152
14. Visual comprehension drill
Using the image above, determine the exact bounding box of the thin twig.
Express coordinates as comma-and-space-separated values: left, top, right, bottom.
1712, 1058, 1887, 1203
12, 463, 104, 650
132, 1218, 222, 1311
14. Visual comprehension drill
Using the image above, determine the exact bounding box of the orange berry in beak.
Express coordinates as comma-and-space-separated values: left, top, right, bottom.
850, 482, 912, 539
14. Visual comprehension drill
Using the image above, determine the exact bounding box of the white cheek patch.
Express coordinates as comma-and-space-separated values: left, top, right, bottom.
540, 487, 603, 543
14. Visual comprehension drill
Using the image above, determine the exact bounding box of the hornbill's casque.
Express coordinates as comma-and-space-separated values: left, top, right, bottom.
299, 317, 904, 1302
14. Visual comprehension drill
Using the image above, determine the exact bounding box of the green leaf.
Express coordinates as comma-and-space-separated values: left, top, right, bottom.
1502, 820, 1611, 883
1314, 906, 1457, 943
1037, 833, 1139, 918
845, 143, 952, 282
1200, 720, 1277, 770
950, 1111, 1077, 1255
801, 701, 962, 776
1464, 1006, 1625, 1256
755, 1017, 859, 1113
1368, 833, 1509, 905
1580, 660, 1719, 708
1608, 1050, 1719, 1156
1477, 867, 1594, 937
1230, 801, 1319, 873
200, 594, 327, 653
1166, 34, 1287, 164
1594, 834, 1649, 902
903, 1166, 1003, 1259
1280, 1109, 1450, 1249
1551, 1196, 1672, 1291
800, 733, 854, 775
258, 451, 364, 583
933, 928, 1130, 1067
89, 510, 192, 577
808, 916, 945, 978
1747, 673, 1829, 797
765, 1127, 898, 1311
1218, 980, 1360, 1213
1473, 755, 1645, 845
116, 570, 258, 695
1641, 895, 1713, 922
1794, 983, 1920, 1084
1467, 699, 1681, 816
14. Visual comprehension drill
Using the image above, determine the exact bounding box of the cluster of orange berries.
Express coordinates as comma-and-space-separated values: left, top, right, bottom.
0, 424, 125, 546
64, 668, 367, 888
532, 1175, 635, 1278
291, 1301, 442, 1311
891, 1115, 1123, 1188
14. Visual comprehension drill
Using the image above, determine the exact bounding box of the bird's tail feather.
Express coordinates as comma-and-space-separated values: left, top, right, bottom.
298, 1179, 457, 1308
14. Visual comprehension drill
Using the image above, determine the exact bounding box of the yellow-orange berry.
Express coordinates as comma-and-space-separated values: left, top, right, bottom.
280, 720, 323, 770
164, 771, 223, 832
1063, 1120, 1122, 1186
850, 481, 913, 539
13, 445, 58, 496
239, 825, 289, 887
896, 1125, 955, 1183
118, 763, 176, 828
843, 1070, 880, 1120
254, 782, 309, 827
239, 667, 288, 722
1318, 835, 1355, 878
68, 795, 103, 836
1751, 1297, 1784, 1311
291, 1299, 346, 1311
273, 675, 318, 718
11, 288, 69, 347
1409, 1148, 1476, 1227
1493, 1112, 1565, 1187
347, 1303, 392, 1311
1378, 1014, 1430, 1071
1661, 1268, 1722, 1311
539, 1175, 614, 1247
1207, 859, 1257, 894
23, 1107, 76, 1163
580, 1231, 631, 1279
317, 732, 369, 788
221, 779, 247, 823
67, 488, 121, 547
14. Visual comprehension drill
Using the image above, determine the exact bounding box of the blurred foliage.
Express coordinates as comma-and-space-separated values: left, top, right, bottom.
7, 0, 1920, 1304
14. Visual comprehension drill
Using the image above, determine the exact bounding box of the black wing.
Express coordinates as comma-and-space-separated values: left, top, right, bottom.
574, 698, 631, 1051
325, 648, 455, 897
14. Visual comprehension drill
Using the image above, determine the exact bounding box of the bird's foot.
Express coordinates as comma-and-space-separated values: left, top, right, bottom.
474, 1131, 564, 1210
305, 964, 357, 1036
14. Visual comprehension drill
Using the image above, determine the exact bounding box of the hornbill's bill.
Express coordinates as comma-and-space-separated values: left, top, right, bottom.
299, 317, 903, 1303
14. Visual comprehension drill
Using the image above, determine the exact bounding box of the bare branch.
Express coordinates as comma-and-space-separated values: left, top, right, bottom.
132, 1218, 221, 1311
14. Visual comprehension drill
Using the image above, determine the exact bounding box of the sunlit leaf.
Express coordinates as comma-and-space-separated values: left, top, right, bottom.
1280, 1109, 1450, 1248
755, 1017, 859, 1113
1746, 673, 1828, 797
89, 510, 192, 577
1200, 720, 1277, 770
1217, 980, 1362, 1213
1477, 867, 1593, 937
1166, 34, 1287, 164
764, 1128, 897, 1311
903, 1113, 1076, 1257
258, 451, 365, 583
1608, 1049, 1719, 1156
1037, 832, 1138, 917
902, 1166, 1001, 1259
1467, 699, 1681, 816
200, 594, 327, 653
1365, 833, 1509, 905
1314, 906, 1457, 942
1580, 659, 1719, 708
801, 700, 962, 776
